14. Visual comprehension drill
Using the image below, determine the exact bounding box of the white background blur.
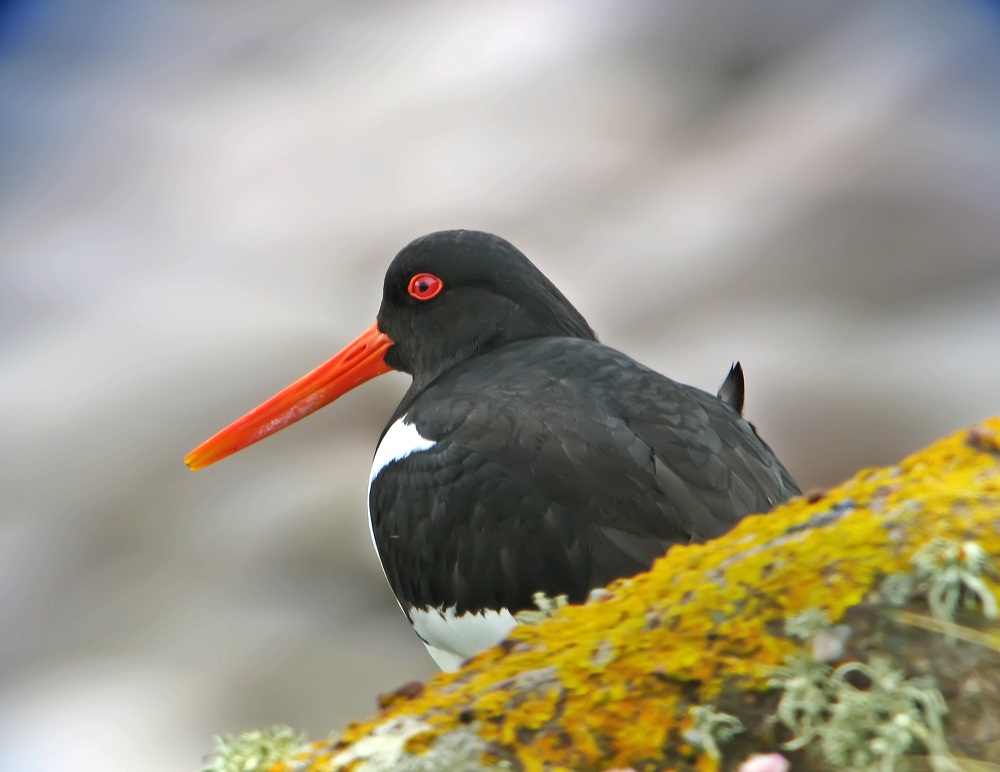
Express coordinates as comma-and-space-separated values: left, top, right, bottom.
1, 2, 999, 770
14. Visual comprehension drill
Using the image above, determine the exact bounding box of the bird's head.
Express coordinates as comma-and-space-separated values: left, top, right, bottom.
378, 230, 595, 383
185, 230, 594, 470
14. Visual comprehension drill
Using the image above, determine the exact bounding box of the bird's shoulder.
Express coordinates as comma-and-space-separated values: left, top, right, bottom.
400, 337, 733, 454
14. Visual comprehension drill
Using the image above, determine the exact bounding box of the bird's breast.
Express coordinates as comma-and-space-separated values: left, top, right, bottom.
367, 418, 520, 670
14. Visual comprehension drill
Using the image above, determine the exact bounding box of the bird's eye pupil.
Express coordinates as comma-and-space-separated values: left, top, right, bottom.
407, 273, 443, 301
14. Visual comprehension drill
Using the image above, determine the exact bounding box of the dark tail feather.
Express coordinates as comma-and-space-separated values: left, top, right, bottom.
717, 362, 745, 415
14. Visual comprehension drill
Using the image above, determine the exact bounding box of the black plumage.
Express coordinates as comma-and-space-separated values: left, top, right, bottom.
717, 362, 745, 414
369, 231, 799, 617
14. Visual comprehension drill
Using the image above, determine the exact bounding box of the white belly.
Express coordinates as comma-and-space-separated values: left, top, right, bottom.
409, 606, 518, 672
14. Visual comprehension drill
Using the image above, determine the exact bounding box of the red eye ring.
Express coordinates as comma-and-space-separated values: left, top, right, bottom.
407, 273, 443, 301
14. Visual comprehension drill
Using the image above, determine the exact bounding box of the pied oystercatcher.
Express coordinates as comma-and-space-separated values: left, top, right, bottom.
186, 230, 800, 670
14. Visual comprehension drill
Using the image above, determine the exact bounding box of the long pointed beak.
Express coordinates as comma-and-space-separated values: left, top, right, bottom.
185, 321, 393, 470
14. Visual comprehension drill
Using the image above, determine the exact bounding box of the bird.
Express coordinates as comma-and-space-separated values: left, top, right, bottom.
185, 230, 800, 671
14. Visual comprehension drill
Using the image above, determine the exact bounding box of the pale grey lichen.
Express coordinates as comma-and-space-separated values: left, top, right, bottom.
586, 586, 612, 603
773, 655, 958, 772
685, 705, 745, 760
513, 591, 570, 625
783, 608, 850, 662
590, 638, 616, 670
880, 572, 916, 608
912, 538, 998, 622
784, 608, 831, 641
326, 716, 503, 772
203, 725, 303, 772
770, 655, 834, 748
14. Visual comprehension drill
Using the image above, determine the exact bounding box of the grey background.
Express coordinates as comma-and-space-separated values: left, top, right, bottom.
1, 2, 998, 770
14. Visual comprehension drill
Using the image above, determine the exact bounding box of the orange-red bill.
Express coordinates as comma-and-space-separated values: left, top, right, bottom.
185, 321, 393, 471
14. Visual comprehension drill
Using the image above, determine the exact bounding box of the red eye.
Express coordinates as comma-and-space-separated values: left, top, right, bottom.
407, 273, 443, 301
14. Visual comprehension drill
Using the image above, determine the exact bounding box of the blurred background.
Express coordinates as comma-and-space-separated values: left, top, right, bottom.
1, 1, 999, 769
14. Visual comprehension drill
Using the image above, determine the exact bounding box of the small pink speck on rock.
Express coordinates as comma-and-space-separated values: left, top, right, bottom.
737, 753, 790, 772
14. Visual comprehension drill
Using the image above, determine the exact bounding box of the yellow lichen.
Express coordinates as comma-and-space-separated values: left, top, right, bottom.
254, 419, 1000, 771
400, 729, 437, 755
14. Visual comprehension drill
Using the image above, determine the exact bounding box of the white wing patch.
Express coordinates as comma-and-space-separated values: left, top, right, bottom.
368, 415, 437, 485
409, 606, 518, 672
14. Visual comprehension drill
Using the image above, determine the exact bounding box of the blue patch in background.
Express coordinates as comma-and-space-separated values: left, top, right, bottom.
0, 0, 46, 55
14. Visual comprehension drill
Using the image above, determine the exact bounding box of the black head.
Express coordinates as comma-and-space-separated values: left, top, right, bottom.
378, 230, 596, 386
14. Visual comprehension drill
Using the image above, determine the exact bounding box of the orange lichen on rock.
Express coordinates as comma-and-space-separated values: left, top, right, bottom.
265, 419, 1000, 772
